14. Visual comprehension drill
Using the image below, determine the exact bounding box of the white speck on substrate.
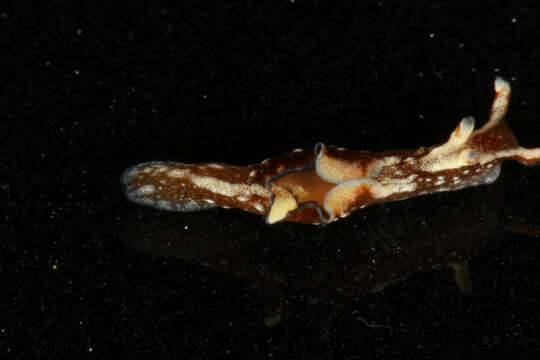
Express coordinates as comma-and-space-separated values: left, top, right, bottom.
261, 158, 270, 165
292, 148, 304, 153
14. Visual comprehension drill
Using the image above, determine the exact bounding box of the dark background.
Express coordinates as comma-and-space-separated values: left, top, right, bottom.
2, 1, 540, 359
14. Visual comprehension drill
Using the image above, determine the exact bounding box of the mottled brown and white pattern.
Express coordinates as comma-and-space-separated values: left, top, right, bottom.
122, 77, 540, 225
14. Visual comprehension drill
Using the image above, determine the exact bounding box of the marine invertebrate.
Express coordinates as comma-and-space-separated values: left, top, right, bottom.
121, 78, 540, 224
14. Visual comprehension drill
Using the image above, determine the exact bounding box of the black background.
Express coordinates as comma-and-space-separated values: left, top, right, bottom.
3, 1, 540, 359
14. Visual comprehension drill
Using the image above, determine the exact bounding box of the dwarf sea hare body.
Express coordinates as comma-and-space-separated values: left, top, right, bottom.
122, 78, 540, 224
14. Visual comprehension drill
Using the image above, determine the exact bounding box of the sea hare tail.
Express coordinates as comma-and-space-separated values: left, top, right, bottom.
121, 161, 272, 214
121, 162, 217, 212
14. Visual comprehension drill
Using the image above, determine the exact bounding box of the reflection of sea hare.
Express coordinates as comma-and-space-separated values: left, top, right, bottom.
449, 261, 472, 294
123, 182, 504, 327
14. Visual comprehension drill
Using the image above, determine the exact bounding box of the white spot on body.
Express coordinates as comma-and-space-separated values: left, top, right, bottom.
138, 197, 155, 206
373, 175, 419, 197
463, 169, 470, 175
248, 169, 257, 178
135, 184, 155, 196
380, 156, 401, 167
168, 169, 189, 178
236, 196, 248, 202
435, 187, 451, 192
192, 176, 268, 198
207, 163, 225, 169
292, 148, 304, 153
175, 200, 209, 211
167, 167, 270, 199
157, 200, 173, 210
254, 203, 265, 212
379, 174, 417, 187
